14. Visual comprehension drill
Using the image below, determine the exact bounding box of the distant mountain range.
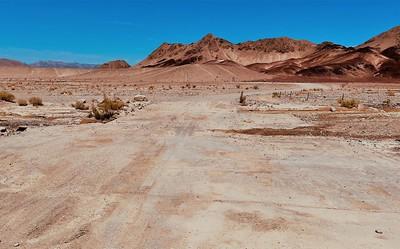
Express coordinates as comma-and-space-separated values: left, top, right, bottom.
0, 59, 98, 69
139, 25, 400, 79
1, 25, 400, 79
30, 61, 98, 69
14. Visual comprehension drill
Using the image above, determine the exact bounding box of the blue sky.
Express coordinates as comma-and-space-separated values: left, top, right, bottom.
0, 0, 399, 64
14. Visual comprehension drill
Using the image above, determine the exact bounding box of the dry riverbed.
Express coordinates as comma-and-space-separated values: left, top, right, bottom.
0, 82, 400, 249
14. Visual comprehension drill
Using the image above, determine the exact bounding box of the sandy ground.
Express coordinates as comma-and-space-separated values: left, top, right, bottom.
1, 82, 400, 249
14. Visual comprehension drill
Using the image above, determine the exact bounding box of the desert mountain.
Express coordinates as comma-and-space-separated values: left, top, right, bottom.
358, 26, 400, 51
249, 42, 393, 78
99, 60, 131, 69
138, 34, 316, 67
0, 58, 27, 67
31, 60, 97, 69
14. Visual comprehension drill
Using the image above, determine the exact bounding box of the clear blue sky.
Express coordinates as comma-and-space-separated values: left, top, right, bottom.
0, 0, 399, 64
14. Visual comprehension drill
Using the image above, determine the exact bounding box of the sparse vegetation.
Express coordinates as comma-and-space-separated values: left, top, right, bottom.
338, 98, 359, 108
387, 90, 396, 96
383, 99, 391, 106
0, 91, 15, 102
253, 85, 259, 90
272, 92, 281, 98
60, 90, 72, 95
98, 96, 125, 111
236, 84, 241, 89
17, 99, 28, 106
239, 91, 247, 106
29, 97, 43, 106
72, 100, 89, 110
89, 95, 125, 121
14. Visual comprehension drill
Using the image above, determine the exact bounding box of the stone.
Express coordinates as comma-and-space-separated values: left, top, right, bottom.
16, 126, 27, 132
133, 95, 148, 102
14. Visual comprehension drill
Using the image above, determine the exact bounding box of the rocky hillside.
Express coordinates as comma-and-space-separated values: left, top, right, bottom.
99, 60, 131, 69
0, 58, 27, 67
138, 34, 316, 67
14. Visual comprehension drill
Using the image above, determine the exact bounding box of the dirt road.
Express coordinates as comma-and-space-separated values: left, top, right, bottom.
1, 85, 399, 248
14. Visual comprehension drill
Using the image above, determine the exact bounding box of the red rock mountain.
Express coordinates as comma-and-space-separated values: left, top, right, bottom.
138, 26, 400, 79
0, 58, 27, 67
138, 34, 316, 67
247, 26, 400, 79
358, 26, 400, 51
99, 60, 130, 69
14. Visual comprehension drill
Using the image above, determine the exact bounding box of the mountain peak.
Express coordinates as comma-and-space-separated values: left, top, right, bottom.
199, 33, 217, 41
99, 60, 130, 69
358, 25, 400, 51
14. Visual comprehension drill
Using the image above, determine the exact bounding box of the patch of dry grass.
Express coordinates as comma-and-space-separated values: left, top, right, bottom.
89, 95, 125, 121
72, 100, 89, 110
272, 92, 281, 98
17, 99, 28, 106
239, 91, 247, 106
0, 91, 15, 102
338, 98, 359, 108
387, 90, 396, 96
29, 97, 43, 106
98, 97, 125, 111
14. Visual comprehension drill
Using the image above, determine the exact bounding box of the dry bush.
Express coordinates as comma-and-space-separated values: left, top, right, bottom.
0, 91, 15, 102
17, 99, 28, 106
239, 91, 247, 106
387, 90, 396, 96
272, 92, 281, 98
90, 106, 114, 121
383, 99, 391, 106
253, 85, 259, 90
236, 84, 241, 89
338, 98, 359, 108
98, 97, 125, 111
72, 100, 89, 110
89, 95, 125, 121
29, 97, 43, 106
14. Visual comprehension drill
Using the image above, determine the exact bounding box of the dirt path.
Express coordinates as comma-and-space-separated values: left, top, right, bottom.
0, 87, 399, 248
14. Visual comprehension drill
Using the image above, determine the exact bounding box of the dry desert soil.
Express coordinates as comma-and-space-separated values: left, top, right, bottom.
1, 77, 400, 249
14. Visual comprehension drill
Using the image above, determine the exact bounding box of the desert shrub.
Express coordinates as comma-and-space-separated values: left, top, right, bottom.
98, 96, 125, 111
90, 106, 114, 120
239, 91, 246, 106
383, 99, 391, 106
272, 92, 281, 98
236, 84, 241, 89
29, 97, 43, 106
0, 91, 15, 102
387, 90, 396, 96
17, 99, 28, 106
89, 95, 125, 121
72, 100, 89, 110
338, 98, 359, 108
60, 90, 72, 95
253, 85, 259, 90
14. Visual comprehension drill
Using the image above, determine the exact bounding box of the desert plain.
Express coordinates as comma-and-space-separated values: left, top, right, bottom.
1, 67, 400, 249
